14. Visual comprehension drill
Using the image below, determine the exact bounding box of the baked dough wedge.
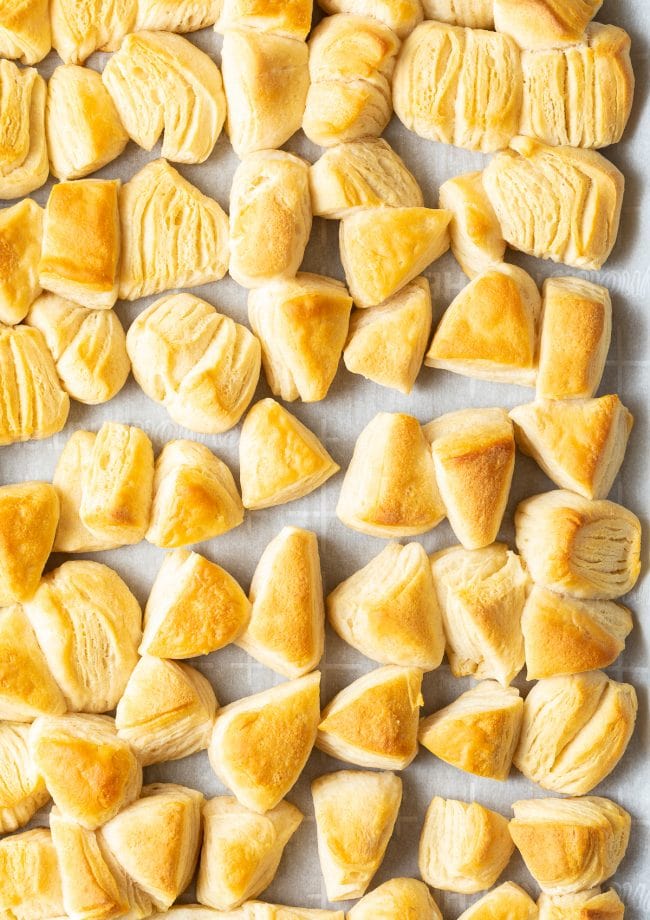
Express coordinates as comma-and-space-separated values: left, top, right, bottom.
50, 0, 136, 63
457, 882, 538, 919
493, 0, 603, 51
348, 877, 442, 919
421, 0, 493, 29
136, 0, 221, 32
0, 61, 48, 199
0, 481, 59, 606
0, 828, 64, 920
317, 0, 421, 37
0, 199, 43, 326
312, 770, 402, 901
0, 721, 49, 834
0, 0, 51, 63
215, 0, 312, 39
166, 905, 344, 919
438, 172, 506, 279
537, 888, 625, 920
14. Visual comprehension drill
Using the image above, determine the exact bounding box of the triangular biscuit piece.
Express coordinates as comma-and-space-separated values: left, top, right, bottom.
457, 882, 537, 920
0, 198, 43, 325
510, 396, 633, 500
0, 722, 49, 834
537, 888, 625, 919
0, 481, 59, 605
239, 399, 339, 510
237, 527, 325, 678
0, 828, 64, 919
0, 604, 66, 722
209, 672, 321, 813
340, 207, 451, 307
349, 878, 442, 920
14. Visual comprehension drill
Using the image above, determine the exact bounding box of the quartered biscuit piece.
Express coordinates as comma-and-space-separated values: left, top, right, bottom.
135, 0, 221, 31
421, 0, 493, 28
430, 544, 530, 686
221, 29, 309, 157
0, 199, 43, 326
171, 905, 344, 919
239, 399, 339, 510
26, 293, 130, 406
229, 151, 312, 289
119, 159, 229, 301
50, 0, 136, 63
348, 877, 442, 919
438, 172, 506, 279
515, 490, 642, 599
344, 278, 432, 395
0, 61, 47, 200
509, 796, 630, 896
483, 137, 624, 270
216, 0, 313, 40
29, 713, 142, 829
0, 481, 58, 606
24, 560, 142, 713
337, 413, 445, 538
340, 206, 451, 307
209, 673, 321, 813
248, 274, 352, 403
522, 586, 633, 680
457, 882, 538, 920
115, 656, 217, 766
513, 671, 637, 795
141, 549, 251, 659
197, 797, 303, 910
425, 264, 541, 386
425, 408, 515, 549
317, 665, 423, 770
237, 527, 325, 679
46, 64, 128, 180
493, 0, 602, 50
312, 770, 402, 901
103, 31, 226, 164
0, 605, 66, 723
0, 0, 51, 64
327, 542, 445, 671
0, 721, 49, 834
537, 888, 625, 920
0, 828, 64, 920
317, 0, 422, 38
419, 681, 523, 781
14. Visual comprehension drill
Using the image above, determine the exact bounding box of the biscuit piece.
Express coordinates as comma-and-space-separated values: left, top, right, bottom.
419, 681, 523, 781
509, 796, 630, 896
115, 656, 217, 766
425, 408, 515, 549
26, 294, 130, 405
249, 274, 352, 403
317, 0, 422, 38
29, 713, 142, 829
50, 0, 136, 63
430, 544, 530, 686
136, 0, 221, 31
425, 265, 541, 386
522, 586, 633, 680
515, 490, 642, 599
327, 542, 445, 671
209, 672, 321, 813
0, 61, 47, 199
221, 29, 309, 157
197, 797, 303, 910
239, 399, 339, 510
142, 550, 251, 659
0, 200, 43, 326
493, 0, 602, 51
229, 151, 312, 289
537, 888, 625, 920
393, 22, 522, 152
536, 277, 611, 400
147, 440, 244, 548
348, 877, 442, 919
317, 666, 423, 770
119, 159, 229, 300
0, 0, 51, 63
419, 797, 514, 893
514, 671, 637, 795
312, 770, 402, 901
216, 0, 312, 40
457, 882, 538, 920
310, 138, 423, 219
304, 14, 399, 147
237, 527, 325, 678
103, 31, 226, 164
0, 722, 49, 834
438, 172, 506, 279
337, 413, 445, 538
344, 277, 432, 394
510, 396, 633, 500
0, 828, 64, 920
422, 0, 493, 28
483, 137, 624, 270
0, 481, 59, 606
178, 906, 344, 919
0, 605, 66, 723
340, 206, 451, 307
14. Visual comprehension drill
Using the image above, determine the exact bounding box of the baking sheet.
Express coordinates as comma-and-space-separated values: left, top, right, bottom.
1, 1, 649, 914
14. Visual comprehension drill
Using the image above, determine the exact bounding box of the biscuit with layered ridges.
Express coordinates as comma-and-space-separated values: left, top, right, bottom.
237, 527, 325, 679
0, 481, 59, 606
119, 159, 229, 301
421, 0, 493, 28
0, 828, 64, 920
340, 206, 451, 307
50, 0, 136, 63
348, 877, 442, 919
0, 199, 43, 326
312, 770, 402, 901
337, 412, 445, 538
169, 904, 344, 919
419, 681, 523, 781
26, 294, 130, 406
317, 0, 422, 38
0, 722, 49, 834
141, 550, 251, 659
216, 0, 312, 40
438, 172, 505, 279
430, 544, 530, 686
197, 797, 303, 910
249, 274, 352, 403
103, 31, 225, 164
509, 796, 630, 896
209, 672, 321, 813
425, 265, 541, 386
537, 888, 625, 920
425, 408, 515, 549
0, 61, 47, 199
457, 882, 538, 919
327, 542, 445, 671
493, 0, 602, 51
522, 586, 633, 680
515, 490, 642, 599
24, 560, 142, 713
0, 0, 51, 63
317, 665, 423, 770
135, 0, 221, 31
115, 656, 217, 766
0, 605, 66, 723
